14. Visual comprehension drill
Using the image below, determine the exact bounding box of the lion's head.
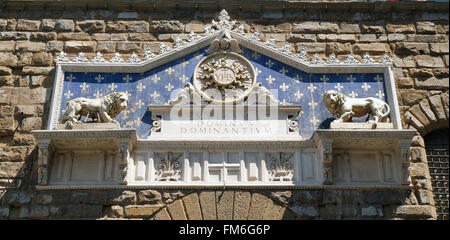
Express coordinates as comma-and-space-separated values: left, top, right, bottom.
104, 92, 128, 118
323, 90, 346, 118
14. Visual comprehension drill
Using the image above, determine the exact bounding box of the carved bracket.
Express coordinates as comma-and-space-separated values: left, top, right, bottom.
37, 144, 50, 186
118, 142, 130, 185
322, 143, 333, 185
400, 144, 412, 186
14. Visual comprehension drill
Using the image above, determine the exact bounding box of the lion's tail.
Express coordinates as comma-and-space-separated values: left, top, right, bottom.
381, 102, 390, 122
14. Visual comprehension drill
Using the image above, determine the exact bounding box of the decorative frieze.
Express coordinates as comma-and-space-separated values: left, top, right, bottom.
267, 153, 294, 181
155, 152, 182, 181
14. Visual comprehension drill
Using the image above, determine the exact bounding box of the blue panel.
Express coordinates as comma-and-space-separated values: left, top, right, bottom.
61, 47, 388, 139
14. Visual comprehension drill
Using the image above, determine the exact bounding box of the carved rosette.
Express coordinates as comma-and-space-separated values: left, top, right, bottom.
193, 52, 256, 104
268, 153, 294, 181
155, 152, 182, 181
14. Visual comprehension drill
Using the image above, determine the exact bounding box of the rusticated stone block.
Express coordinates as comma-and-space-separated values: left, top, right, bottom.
0, 41, 15, 51
0, 52, 18, 67
64, 41, 96, 52
430, 43, 449, 54
428, 94, 447, 121
45, 41, 63, 52
233, 191, 251, 220
400, 89, 428, 106
417, 189, 435, 205
295, 43, 325, 53
358, 34, 377, 42
138, 190, 162, 204
292, 21, 339, 33
22, 67, 53, 75
263, 200, 286, 220
415, 55, 445, 68
409, 105, 431, 129
410, 162, 430, 179
0, 32, 29, 40
395, 42, 429, 55
353, 43, 388, 54
415, 77, 449, 90
441, 91, 449, 117
404, 111, 426, 135
97, 41, 115, 53
0, 146, 28, 162
32, 52, 53, 66
125, 205, 163, 218
30, 32, 57, 41
416, 22, 436, 34
128, 33, 157, 41
361, 25, 385, 34
167, 199, 187, 220
127, 21, 149, 33
153, 208, 171, 220
419, 99, 437, 123
318, 34, 356, 43
326, 42, 352, 55
41, 19, 55, 31
21, 117, 42, 131
150, 20, 183, 33
393, 55, 416, 68
410, 147, 427, 163
386, 24, 415, 33
55, 19, 74, 32
248, 193, 269, 220
286, 34, 315, 43
215, 191, 234, 220
409, 68, 434, 78
185, 21, 205, 33
0, 115, 15, 136
92, 33, 111, 41
0, 88, 11, 104
17, 19, 41, 31
340, 23, 360, 33
117, 42, 141, 53
394, 205, 437, 219
387, 34, 405, 42
397, 77, 413, 88
57, 32, 91, 41
77, 20, 105, 33
0, 76, 13, 86
0, 66, 12, 76
111, 191, 136, 204
182, 193, 202, 220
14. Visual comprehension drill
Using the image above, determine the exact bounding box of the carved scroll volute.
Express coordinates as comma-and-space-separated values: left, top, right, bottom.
37, 143, 49, 186
322, 142, 333, 185
400, 141, 412, 186
118, 143, 129, 185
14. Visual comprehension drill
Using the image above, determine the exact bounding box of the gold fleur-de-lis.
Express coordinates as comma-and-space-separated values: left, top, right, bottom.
137, 82, 146, 92
279, 83, 289, 91
362, 82, 371, 91
134, 118, 142, 127
108, 83, 118, 92
310, 116, 319, 127
266, 75, 275, 84
374, 75, 383, 82
265, 59, 274, 68
376, 90, 385, 99
93, 90, 103, 98
152, 74, 160, 83
80, 82, 89, 91
308, 99, 318, 108
294, 90, 304, 100
307, 83, 316, 93
135, 99, 145, 108
334, 83, 344, 92
123, 74, 132, 83
320, 75, 329, 83
252, 51, 261, 60
348, 91, 358, 98
151, 90, 160, 101
279, 67, 288, 75
64, 90, 74, 99
95, 74, 104, 83
67, 74, 76, 82
179, 74, 188, 83
165, 67, 174, 75
294, 74, 302, 81
347, 75, 356, 82
165, 83, 174, 91
181, 59, 189, 67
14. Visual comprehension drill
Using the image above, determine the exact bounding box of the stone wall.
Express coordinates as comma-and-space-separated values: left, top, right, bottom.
0, 1, 448, 219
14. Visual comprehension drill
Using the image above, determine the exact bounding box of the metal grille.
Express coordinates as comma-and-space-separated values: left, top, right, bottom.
425, 130, 449, 220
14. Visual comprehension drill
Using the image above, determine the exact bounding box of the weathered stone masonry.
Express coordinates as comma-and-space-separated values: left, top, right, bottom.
0, 0, 448, 219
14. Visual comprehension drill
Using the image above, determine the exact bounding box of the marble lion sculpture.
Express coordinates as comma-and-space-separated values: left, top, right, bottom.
323, 90, 390, 124
61, 92, 128, 128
